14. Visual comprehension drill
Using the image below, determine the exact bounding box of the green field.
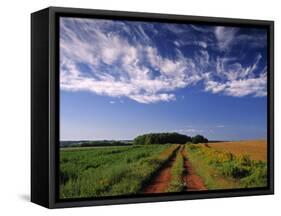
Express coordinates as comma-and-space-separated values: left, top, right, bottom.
60, 139, 267, 199
60, 144, 179, 199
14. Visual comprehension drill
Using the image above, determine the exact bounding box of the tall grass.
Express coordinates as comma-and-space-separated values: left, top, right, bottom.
185, 144, 267, 189
60, 144, 179, 199
166, 146, 184, 192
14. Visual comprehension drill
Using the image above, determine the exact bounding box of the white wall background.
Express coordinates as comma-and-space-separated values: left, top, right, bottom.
0, 0, 279, 215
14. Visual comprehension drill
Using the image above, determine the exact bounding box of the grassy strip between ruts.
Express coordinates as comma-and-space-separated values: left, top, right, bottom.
166, 146, 185, 192
60, 144, 180, 199
185, 144, 267, 190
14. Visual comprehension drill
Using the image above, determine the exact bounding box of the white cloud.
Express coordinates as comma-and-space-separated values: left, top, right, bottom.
60, 18, 267, 104
190, 25, 212, 33
225, 74, 267, 97
204, 72, 267, 97
174, 40, 208, 49
205, 80, 226, 94
204, 54, 267, 97
215, 26, 238, 50
60, 18, 203, 104
129, 93, 176, 104
197, 50, 209, 69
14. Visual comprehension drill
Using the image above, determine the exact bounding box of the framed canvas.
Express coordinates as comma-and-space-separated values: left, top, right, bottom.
31, 6, 274, 208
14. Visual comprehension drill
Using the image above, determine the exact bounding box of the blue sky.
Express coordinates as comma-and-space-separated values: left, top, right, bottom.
60, 17, 267, 141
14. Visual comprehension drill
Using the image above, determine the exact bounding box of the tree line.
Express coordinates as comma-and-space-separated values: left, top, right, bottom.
133, 133, 208, 145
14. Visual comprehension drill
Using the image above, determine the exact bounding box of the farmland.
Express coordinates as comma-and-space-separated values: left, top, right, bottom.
204, 140, 267, 161
60, 144, 179, 198
60, 139, 267, 199
186, 142, 267, 189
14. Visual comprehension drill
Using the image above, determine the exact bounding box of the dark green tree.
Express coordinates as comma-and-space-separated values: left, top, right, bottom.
191, 135, 208, 144
133, 132, 191, 145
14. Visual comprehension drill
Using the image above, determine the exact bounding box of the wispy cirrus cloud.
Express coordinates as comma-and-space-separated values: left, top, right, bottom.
60, 18, 203, 104
214, 26, 238, 51
60, 18, 267, 104
204, 53, 267, 97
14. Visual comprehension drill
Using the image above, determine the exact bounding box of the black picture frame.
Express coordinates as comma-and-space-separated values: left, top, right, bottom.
31, 6, 274, 209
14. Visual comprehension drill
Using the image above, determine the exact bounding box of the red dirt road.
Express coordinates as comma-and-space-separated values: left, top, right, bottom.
182, 149, 206, 191
143, 145, 206, 194
143, 152, 177, 193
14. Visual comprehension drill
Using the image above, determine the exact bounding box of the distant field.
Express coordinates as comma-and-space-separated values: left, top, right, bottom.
61, 145, 130, 151
204, 140, 267, 161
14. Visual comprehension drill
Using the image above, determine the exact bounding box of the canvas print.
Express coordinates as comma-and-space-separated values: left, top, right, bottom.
59, 17, 268, 199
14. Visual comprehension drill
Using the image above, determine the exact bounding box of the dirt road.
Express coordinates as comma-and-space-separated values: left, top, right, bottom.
181, 148, 206, 191
142, 148, 178, 193
142, 145, 206, 193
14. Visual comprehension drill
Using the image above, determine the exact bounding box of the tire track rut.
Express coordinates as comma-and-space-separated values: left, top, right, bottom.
142, 145, 206, 194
